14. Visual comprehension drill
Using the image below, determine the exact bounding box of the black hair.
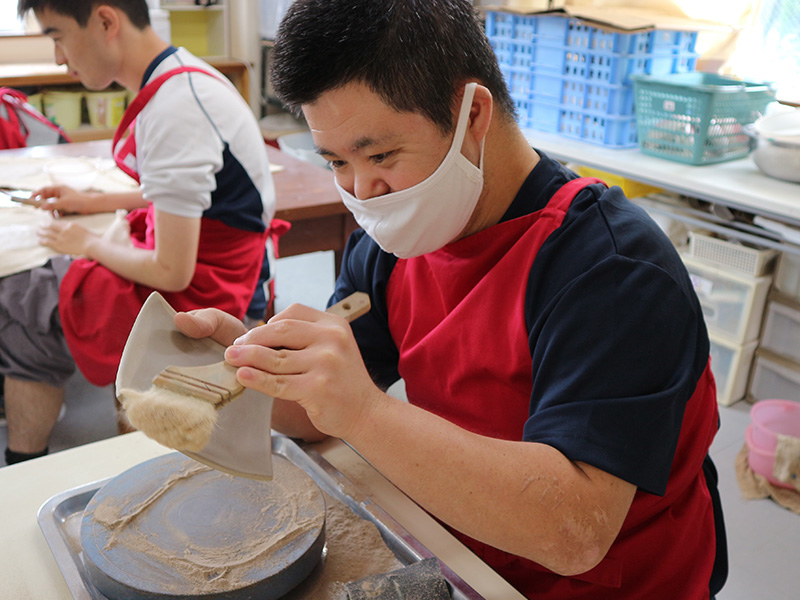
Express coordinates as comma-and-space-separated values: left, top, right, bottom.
17, 0, 151, 29
270, 0, 516, 134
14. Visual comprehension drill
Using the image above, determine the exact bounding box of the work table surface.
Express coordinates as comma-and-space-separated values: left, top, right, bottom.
0, 432, 525, 599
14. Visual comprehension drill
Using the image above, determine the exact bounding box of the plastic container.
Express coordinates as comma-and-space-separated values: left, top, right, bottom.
85, 89, 128, 129
750, 398, 800, 452
485, 13, 697, 59
751, 351, 800, 403
26, 92, 43, 113
688, 232, 778, 277
485, 12, 699, 148
761, 300, 800, 365
775, 252, 800, 302
753, 108, 800, 144
682, 254, 772, 344
745, 424, 795, 489
523, 101, 638, 147
42, 90, 84, 131
709, 334, 758, 406
632, 72, 776, 165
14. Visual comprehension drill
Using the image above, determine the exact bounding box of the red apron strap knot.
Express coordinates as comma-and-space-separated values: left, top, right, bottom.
267, 218, 292, 259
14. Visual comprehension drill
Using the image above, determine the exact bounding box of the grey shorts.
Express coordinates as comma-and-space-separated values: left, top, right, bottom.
0, 256, 75, 387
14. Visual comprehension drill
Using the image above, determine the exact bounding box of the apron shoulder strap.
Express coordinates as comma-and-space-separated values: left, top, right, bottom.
112, 66, 227, 182
548, 176, 607, 212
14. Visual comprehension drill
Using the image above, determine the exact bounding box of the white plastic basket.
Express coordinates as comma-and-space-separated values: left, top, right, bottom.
688, 232, 778, 277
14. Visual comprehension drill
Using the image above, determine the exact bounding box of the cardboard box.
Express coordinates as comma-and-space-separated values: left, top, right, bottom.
480, 3, 731, 33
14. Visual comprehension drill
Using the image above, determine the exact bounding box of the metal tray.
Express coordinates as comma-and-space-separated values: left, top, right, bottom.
38, 435, 484, 599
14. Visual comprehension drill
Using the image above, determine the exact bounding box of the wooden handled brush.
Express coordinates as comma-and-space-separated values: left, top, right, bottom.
150, 291, 371, 408
118, 292, 371, 452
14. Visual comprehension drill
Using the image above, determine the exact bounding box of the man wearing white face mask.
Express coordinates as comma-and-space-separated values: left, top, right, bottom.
335, 81, 485, 258
175, 1, 727, 598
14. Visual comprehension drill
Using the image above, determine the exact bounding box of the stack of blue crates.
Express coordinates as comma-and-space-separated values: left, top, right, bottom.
485, 12, 699, 148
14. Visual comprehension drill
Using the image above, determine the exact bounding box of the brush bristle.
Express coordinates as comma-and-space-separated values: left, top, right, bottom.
118, 387, 219, 452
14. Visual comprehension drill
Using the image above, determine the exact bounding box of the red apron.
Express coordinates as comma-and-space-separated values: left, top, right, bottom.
387, 178, 719, 599
59, 67, 268, 386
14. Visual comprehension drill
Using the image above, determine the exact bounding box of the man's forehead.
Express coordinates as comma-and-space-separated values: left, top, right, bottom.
314, 131, 399, 157
37, 7, 75, 34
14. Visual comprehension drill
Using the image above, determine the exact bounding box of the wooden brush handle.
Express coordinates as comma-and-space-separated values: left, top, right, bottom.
326, 291, 371, 321
152, 292, 371, 407
153, 362, 243, 406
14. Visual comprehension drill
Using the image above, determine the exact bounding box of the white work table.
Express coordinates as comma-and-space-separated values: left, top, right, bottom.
524, 130, 800, 227
0, 432, 525, 600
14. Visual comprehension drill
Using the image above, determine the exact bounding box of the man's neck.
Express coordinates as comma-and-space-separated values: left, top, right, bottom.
479, 118, 540, 227
117, 28, 171, 91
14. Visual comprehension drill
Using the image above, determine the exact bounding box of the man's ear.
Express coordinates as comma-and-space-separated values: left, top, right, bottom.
462, 84, 493, 161
94, 4, 121, 38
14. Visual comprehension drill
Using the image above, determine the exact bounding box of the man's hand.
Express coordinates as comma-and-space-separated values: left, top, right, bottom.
174, 308, 248, 347
223, 302, 385, 441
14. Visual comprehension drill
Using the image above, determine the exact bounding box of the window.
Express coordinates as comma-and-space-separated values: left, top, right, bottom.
734, 0, 800, 100
676, 0, 800, 101
0, 3, 25, 35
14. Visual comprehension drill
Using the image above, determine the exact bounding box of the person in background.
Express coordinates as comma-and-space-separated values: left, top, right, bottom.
175, 0, 727, 598
2, 0, 275, 465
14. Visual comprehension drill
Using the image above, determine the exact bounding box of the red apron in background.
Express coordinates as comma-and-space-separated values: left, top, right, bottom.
59, 67, 268, 387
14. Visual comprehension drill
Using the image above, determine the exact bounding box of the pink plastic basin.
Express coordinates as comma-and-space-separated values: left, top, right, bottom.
750, 399, 800, 453
745, 424, 796, 489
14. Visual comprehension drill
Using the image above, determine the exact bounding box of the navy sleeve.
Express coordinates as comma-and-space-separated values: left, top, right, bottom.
522, 185, 709, 496
329, 229, 401, 390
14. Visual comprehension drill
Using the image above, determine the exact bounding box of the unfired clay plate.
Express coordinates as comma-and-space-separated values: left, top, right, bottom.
116, 292, 274, 480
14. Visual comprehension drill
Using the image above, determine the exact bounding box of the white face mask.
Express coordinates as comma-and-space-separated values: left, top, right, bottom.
335, 82, 485, 258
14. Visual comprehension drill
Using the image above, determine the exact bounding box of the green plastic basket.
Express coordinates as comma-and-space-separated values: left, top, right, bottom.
632, 73, 776, 165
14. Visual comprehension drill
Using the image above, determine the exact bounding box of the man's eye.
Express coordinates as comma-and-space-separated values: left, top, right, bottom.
371, 152, 392, 164
328, 160, 346, 170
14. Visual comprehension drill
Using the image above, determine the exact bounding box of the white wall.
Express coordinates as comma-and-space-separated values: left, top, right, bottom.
228, 0, 262, 114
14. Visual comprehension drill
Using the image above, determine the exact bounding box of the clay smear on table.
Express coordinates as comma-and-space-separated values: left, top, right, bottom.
91, 457, 324, 593
282, 492, 403, 599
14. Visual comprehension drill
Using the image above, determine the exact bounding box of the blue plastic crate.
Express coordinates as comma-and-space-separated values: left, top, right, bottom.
559, 48, 697, 86
519, 70, 635, 116
484, 11, 516, 40
487, 13, 699, 84
524, 98, 639, 148
557, 79, 637, 115
507, 15, 698, 55
486, 11, 700, 147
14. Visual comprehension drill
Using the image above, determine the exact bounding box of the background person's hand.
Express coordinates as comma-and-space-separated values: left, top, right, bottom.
29, 185, 100, 216
37, 219, 97, 255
